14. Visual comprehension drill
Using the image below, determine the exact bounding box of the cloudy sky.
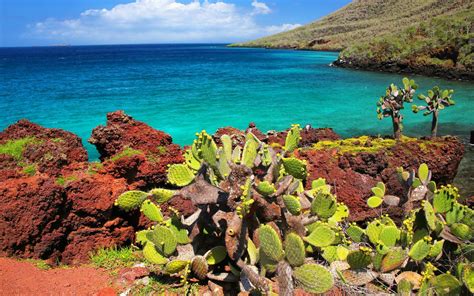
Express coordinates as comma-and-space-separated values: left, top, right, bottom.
1, 0, 351, 47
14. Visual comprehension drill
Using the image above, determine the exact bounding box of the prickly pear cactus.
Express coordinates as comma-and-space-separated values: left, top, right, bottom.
379, 225, 401, 247
165, 260, 189, 274
381, 248, 407, 272
141, 200, 163, 222
256, 181, 275, 196
347, 249, 372, 270
143, 243, 168, 265
147, 226, 177, 256
433, 185, 458, 213
191, 256, 209, 280
305, 225, 335, 247
241, 133, 259, 168
310, 191, 337, 219
258, 225, 284, 262
284, 233, 305, 267
149, 188, 175, 203
282, 195, 301, 215
115, 190, 148, 211
409, 237, 431, 261
284, 124, 301, 153
430, 273, 462, 296
167, 164, 195, 187
293, 263, 334, 294
282, 157, 307, 180
346, 224, 365, 243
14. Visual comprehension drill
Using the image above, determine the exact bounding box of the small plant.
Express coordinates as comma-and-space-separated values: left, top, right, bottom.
376, 77, 417, 139
412, 86, 455, 137
0, 137, 40, 160
90, 246, 137, 270
110, 147, 143, 162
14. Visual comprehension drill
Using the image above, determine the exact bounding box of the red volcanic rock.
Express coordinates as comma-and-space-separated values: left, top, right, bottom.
0, 120, 88, 176
89, 111, 184, 188
296, 136, 465, 221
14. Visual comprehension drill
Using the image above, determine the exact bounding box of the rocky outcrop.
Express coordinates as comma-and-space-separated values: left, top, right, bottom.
0, 112, 182, 264
89, 111, 184, 188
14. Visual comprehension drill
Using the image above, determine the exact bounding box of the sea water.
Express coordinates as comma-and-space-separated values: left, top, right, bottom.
1, 44, 473, 160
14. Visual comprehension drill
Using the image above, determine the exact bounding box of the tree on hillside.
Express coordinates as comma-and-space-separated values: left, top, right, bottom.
376, 78, 417, 139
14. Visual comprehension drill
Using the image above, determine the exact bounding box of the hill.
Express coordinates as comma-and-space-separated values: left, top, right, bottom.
231, 0, 473, 79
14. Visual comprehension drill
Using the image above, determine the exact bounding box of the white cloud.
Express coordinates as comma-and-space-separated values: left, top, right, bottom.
29, 0, 300, 44
251, 0, 271, 15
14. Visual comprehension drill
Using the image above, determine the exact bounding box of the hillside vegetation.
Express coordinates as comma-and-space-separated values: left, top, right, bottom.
231, 0, 473, 79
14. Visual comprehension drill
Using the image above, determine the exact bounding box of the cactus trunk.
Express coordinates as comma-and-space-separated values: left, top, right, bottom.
431, 110, 439, 137
392, 115, 402, 140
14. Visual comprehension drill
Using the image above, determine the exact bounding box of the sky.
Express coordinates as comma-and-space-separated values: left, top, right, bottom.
0, 0, 351, 47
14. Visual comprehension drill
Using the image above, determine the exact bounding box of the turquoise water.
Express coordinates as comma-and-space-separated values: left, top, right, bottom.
1, 44, 473, 160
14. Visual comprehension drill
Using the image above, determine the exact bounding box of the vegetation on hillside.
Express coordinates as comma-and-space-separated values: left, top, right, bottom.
113, 123, 473, 295
231, 0, 473, 79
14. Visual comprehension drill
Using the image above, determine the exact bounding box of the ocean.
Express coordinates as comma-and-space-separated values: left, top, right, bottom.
1, 44, 473, 160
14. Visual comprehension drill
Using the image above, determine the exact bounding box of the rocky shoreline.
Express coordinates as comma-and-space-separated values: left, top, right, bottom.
0, 111, 467, 265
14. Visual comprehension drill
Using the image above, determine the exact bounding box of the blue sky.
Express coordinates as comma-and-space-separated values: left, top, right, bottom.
1, 0, 351, 47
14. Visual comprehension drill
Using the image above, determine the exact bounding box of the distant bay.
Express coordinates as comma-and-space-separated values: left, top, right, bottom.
1, 44, 473, 160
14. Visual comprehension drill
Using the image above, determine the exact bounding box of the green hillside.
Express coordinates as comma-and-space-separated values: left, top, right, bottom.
231, 0, 473, 79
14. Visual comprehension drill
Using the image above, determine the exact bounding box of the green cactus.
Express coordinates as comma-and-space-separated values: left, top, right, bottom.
284, 233, 305, 267
165, 260, 189, 274
195, 131, 218, 169
204, 246, 227, 265
190, 255, 209, 280
258, 225, 284, 262
433, 185, 458, 213
409, 237, 431, 261
428, 240, 444, 258
366, 220, 385, 244
347, 250, 371, 270
143, 243, 168, 265
220, 134, 232, 160
321, 246, 338, 263
329, 203, 350, 222
167, 164, 195, 187
284, 124, 301, 153
115, 190, 148, 211
260, 144, 273, 167
293, 263, 334, 294
397, 279, 412, 296
217, 147, 231, 178
429, 273, 462, 296
241, 133, 259, 168
149, 188, 175, 204
310, 191, 337, 219
146, 225, 177, 256
451, 223, 472, 240
282, 157, 307, 180
256, 181, 276, 196
231, 145, 241, 164
379, 225, 401, 247
184, 149, 201, 171
367, 196, 383, 208
305, 225, 335, 247
462, 263, 474, 293
346, 224, 365, 243
282, 195, 301, 215
380, 248, 407, 272
135, 229, 151, 245
446, 202, 466, 225
169, 216, 190, 244
376, 77, 417, 139
423, 200, 436, 230
140, 200, 163, 222
413, 86, 455, 137
311, 178, 331, 194
247, 238, 259, 265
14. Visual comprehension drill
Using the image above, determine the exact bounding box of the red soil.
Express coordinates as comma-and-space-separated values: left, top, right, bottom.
0, 257, 116, 296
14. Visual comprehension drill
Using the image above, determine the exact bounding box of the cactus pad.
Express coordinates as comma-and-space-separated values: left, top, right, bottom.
282, 195, 301, 215
381, 248, 407, 272
256, 181, 276, 196
429, 273, 462, 296
433, 186, 457, 213
184, 149, 201, 171
258, 225, 284, 262
282, 157, 307, 180
329, 203, 350, 222
347, 250, 371, 270
167, 164, 195, 187
397, 279, 412, 296
367, 196, 383, 208
146, 225, 177, 256
462, 264, 474, 293
428, 240, 444, 258
135, 229, 151, 245
310, 192, 337, 219
143, 243, 168, 265
170, 217, 190, 244
346, 225, 365, 243
204, 246, 227, 265
284, 124, 301, 153
321, 246, 338, 263
379, 225, 401, 247
451, 223, 471, 240
115, 190, 148, 211
149, 188, 175, 204
165, 260, 189, 274
140, 200, 163, 222
241, 134, 259, 168
418, 163, 429, 183
220, 134, 232, 160
340, 270, 377, 286
284, 233, 305, 267
293, 263, 334, 294
190, 255, 208, 280
305, 225, 335, 247
408, 238, 431, 261
423, 201, 436, 230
